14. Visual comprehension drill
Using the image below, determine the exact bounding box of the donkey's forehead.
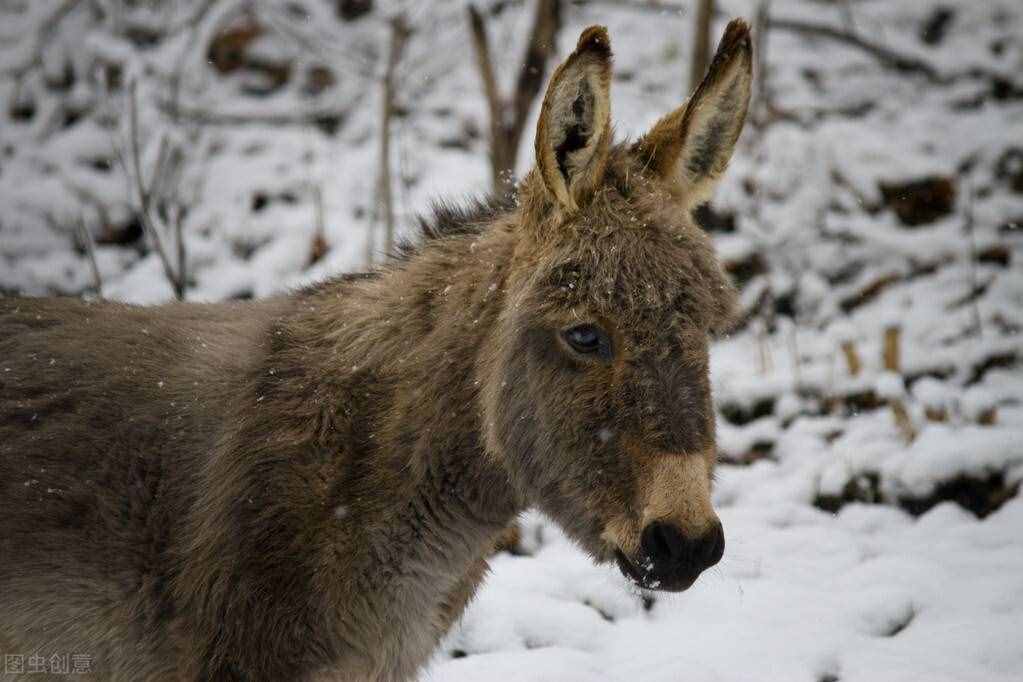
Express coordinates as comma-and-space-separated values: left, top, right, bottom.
532, 228, 726, 329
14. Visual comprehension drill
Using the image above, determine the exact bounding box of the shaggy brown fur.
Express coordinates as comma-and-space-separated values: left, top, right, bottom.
0, 21, 751, 682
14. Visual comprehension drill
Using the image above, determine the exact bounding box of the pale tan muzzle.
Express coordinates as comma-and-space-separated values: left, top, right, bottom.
638, 451, 719, 535
603, 447, 723, 591
604, 446, 719, 555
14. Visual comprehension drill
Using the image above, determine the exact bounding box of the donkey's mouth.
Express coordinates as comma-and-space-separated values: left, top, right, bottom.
614, 549, 646, 584
614, 550, 700, 593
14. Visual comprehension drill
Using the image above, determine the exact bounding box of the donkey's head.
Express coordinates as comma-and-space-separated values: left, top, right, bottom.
480, 21, 751, 592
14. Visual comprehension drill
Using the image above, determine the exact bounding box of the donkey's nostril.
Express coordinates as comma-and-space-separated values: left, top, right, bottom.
698, 522, 725, 571
641, 522, 689, 567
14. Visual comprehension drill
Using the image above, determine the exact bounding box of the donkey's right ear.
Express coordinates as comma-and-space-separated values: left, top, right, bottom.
534, 26, 613, 212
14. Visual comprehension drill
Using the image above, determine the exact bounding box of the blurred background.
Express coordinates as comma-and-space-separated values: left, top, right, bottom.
1, 1, 1022, 679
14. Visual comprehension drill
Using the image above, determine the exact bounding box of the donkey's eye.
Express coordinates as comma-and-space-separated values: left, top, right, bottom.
563, 324, 610, 357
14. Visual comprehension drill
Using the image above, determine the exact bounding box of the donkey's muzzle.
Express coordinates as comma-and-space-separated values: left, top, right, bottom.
624, 521, 724, 592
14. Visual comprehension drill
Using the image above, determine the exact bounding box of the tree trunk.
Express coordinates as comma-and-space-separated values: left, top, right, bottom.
468, 0, 561, 198
689, 0, 714, 93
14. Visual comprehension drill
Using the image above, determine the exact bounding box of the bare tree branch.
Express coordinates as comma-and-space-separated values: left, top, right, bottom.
580, 3, 1011, 89
467, 0, 561, 197
154, 100, 349, 130
569, 0, 685, 10
510, 0, 561, 137
767, 17, 942, 82
467, 5, 503, 173
1, 0, 82, 79
751, 0, 772, 126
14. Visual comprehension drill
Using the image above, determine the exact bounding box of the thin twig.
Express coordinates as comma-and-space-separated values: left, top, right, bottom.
767, 17, 941, 82
174, 207, 186, 301
77, 217, 103, 299
165, 0, 219, 123
788, 321, 802, 390
123, 81, 185, 299
262, 2, 377, 80
963, 179, 982, 338
154, 100, 349, 129
570, 0, 685, 11
377, 14, 411, 259
1, 0, 82, 79
574, 3, 956, 86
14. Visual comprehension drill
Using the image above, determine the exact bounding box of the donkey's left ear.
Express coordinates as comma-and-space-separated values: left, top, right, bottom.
534, 26, 613, 212
635, 19, 752, 205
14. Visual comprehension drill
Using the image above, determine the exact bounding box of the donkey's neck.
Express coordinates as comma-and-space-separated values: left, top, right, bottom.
294, 222, 523, 591
179, 224, 527, 681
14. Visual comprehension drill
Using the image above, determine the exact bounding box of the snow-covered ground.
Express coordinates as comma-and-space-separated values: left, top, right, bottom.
2, 0, 1022, 680
428, 501, 1023, 682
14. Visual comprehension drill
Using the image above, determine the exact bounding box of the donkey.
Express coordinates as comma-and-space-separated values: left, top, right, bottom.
0, 20, 752, 682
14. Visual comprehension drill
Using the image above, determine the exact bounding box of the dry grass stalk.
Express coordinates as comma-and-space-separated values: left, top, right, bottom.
76, 217, 103, 299
756, 325, 773, 375
882, 324, 901, 373
840, 340, 861, 376
977, 407, 998, 426
890, 399, 917, 443
309, 185, 329, 267
788, 322, 802, 388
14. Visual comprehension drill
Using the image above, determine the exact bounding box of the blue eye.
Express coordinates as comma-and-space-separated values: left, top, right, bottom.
563, 324, 608, 355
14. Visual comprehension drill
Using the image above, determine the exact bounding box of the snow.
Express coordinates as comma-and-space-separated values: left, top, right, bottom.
426, 500, 1023, 682
2, 0, 1023, 680
874, 372, 906, 400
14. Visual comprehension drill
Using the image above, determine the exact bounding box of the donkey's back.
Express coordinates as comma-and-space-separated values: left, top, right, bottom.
0, 296, 282, 678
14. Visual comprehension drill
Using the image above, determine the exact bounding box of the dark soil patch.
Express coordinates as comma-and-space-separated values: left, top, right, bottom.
816, 471, 1019, 518
967, 350, 1018, 385
693, 203, 737, 233
720, 397, 776, 426
722, 440, 776, 466
898, 472, 1020, 519
878, 176, 956, 227
839, 273, 901, 313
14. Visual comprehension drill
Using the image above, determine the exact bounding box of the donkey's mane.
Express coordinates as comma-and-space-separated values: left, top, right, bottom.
391, 192, 517, 263
302, 193, 516, 293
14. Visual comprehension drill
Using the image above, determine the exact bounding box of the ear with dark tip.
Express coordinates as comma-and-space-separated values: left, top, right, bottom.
634, 18, 752, 205
534, 25, 613, 211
